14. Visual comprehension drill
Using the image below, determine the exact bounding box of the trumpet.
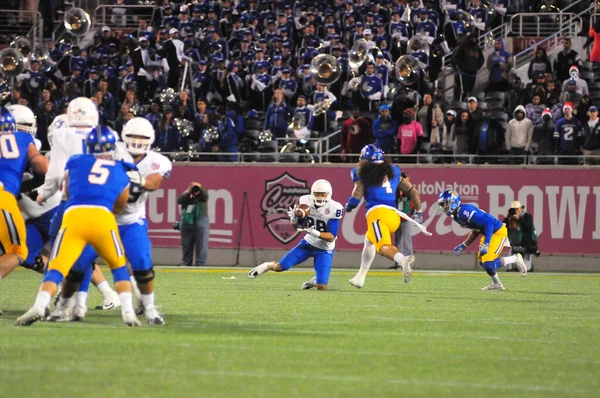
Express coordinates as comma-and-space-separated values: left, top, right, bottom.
309, 54, 341, 85
312, 98, 332, 117
64, 7, 92, 37
0, 48, 25, 78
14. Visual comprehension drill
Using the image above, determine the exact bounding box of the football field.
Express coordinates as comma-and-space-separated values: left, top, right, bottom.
1, 267, 598, 398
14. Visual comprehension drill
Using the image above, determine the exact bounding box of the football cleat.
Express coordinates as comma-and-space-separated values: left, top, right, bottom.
301, 276, 317, 290
349, 274, 365, 289
14, 307, 45, 326
248, 263, 269, 279
481, 283, 505, 291
135, 302, 145, 315
145, 307, 165, 325
47, 302, 71, 322
515, 253, 528, 276
122, 311, 141, 327
95, 290, 121, 310
72, 305, 87, 322
401, 255, 415, 283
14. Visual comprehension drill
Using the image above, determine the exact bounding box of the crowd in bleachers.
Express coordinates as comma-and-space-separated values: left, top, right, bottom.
1, 0, 600, 164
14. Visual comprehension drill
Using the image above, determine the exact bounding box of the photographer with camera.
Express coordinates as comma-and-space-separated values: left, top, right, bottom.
175, 182, 209, 266
504, 201, 539, 272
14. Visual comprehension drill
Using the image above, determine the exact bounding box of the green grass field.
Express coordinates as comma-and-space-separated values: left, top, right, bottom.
0, 267, 598, 398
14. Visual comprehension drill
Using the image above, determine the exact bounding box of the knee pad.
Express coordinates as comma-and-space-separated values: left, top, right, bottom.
133, 267, 155, 285
66, 270, 86, 284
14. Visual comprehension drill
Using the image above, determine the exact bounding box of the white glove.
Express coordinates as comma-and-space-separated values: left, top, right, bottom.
287, 205, 298, 224
126, 170, 146, 188
297, 227, 320, 238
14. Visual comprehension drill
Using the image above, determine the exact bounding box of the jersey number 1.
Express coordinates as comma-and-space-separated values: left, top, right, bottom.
382, 180, 393, 193
0, 135, 20, 159
89, 159, 115, 185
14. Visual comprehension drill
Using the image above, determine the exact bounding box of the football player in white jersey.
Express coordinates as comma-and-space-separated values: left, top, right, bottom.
36, 98, 121, 320
248, 180, 344, 290
52, 117, 172, 324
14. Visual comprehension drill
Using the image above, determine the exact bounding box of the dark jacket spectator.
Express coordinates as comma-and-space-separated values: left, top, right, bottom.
504, 79, 528, 119
553, 38, 580, 83
532, 108, 556, 160
451, 110, 472, 156
35, 101, 57, 151
341, 106, 374, 162
156, 109, 180, 152
582, 106, 600, 165
527, 47, 552, 80
452, 33, 484, 101
373, 104, 398, 154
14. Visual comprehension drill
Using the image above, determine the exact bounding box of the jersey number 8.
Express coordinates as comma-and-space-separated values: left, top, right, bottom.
0, 135, 20, 159
88, 159, 115, 185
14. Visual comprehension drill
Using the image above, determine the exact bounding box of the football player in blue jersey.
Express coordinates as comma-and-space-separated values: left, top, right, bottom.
438, 190, 527, 290
0, 107, 48, 314
248, 180, 344, 290
346, 144, 424, 288
15, 127, 140, 326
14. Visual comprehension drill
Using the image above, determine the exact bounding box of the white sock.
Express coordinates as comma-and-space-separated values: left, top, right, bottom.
75, 291, 88, 309
503, 255, 517, 265
130, 276, 141, 300
0, 275, 3, 281
33, 291, 51, 310
141, 293, 155, 311
257, 262, 271, 273
356, 238, 376, 278
393, 252, 405, 265
96, 281, 112, 298
491, 274, 501, 285
119, 292, 133, 313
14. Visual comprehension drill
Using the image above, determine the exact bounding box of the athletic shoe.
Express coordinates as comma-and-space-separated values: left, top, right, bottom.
348, 274, 365, 289
95, 290, 121, 310
301, 276, 317, 290
402, 255, 415, 283
72, 305, 87, 322
389, 264, 401, 270
47, 303, 71, 322
248, 263, 269, 279
122, 311, 141, 327
14, 307, 45, 326
481, 283, 505, 291
145, 307, 165, 325
515, 253, 528, 276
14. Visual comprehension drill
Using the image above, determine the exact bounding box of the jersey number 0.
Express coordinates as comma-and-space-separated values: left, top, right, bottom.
0, 135, 20, 159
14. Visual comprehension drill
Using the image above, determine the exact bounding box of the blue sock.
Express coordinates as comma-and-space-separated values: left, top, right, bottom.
77, 265, 93, 293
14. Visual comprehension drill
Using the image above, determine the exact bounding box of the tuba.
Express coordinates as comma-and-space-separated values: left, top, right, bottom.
11, 36, 33, 58
395, 55, 421, 86
348, 38, 372, 70
0, 48, 25, 78
310, 54, 341, 85
64, 7, 92, 37
407, 35, 430, 55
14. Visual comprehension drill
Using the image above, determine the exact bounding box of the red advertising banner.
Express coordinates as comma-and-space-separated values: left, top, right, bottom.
147, 165, 600, 255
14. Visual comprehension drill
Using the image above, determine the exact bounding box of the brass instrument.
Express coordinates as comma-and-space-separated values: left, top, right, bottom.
312, 98, 332, 117
395, 55, 421, 86
309, 54, 341, 85
11, 36, 33, 58
348, 38, 372, 70
64, 7, 92, 37
0, 48, 25, 78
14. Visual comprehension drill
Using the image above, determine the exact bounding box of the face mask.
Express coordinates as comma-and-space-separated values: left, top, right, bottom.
403, 115, 412, 124
543, 115, 551, 122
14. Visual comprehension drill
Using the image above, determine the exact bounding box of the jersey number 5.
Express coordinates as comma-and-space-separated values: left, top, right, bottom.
0, 135, 20, 159
89, 159, 115, 185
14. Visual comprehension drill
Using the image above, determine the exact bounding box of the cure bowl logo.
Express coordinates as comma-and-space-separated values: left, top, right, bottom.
261, 173, 311, 244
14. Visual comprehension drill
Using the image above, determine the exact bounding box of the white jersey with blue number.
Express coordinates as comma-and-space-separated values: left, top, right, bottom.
298, 194, 344, 251
116, 150, 172, 225
39, 126, 93, 201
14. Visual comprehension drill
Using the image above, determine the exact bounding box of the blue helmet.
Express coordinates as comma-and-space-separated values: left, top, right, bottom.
86, 125, 116, 155
438, 189, 461, 216
0, 107, 16, 134
359, 144, 384, 163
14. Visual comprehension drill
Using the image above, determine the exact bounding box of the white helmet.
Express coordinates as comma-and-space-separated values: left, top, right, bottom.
67, 97, 99, 127
311, 179, 332, 206
122, 117, 155, 155
7, 104, 36, 136
47, 114, 70, 149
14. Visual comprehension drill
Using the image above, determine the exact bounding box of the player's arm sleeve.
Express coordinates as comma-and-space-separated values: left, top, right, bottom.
327, 218, 340, 238
39, 144, 68, 200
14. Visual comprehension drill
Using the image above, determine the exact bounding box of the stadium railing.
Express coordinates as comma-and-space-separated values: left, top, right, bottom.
93, 5, 156, 29
512, 2, 598, 70
509, 12, 581, 37
151, 152, 600, 165
0, 10, 43, 46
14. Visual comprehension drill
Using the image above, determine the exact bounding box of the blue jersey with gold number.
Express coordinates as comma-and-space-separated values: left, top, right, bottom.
65, 155, 130, 211
0, 132, 35, 197
351, 165, 401, 211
